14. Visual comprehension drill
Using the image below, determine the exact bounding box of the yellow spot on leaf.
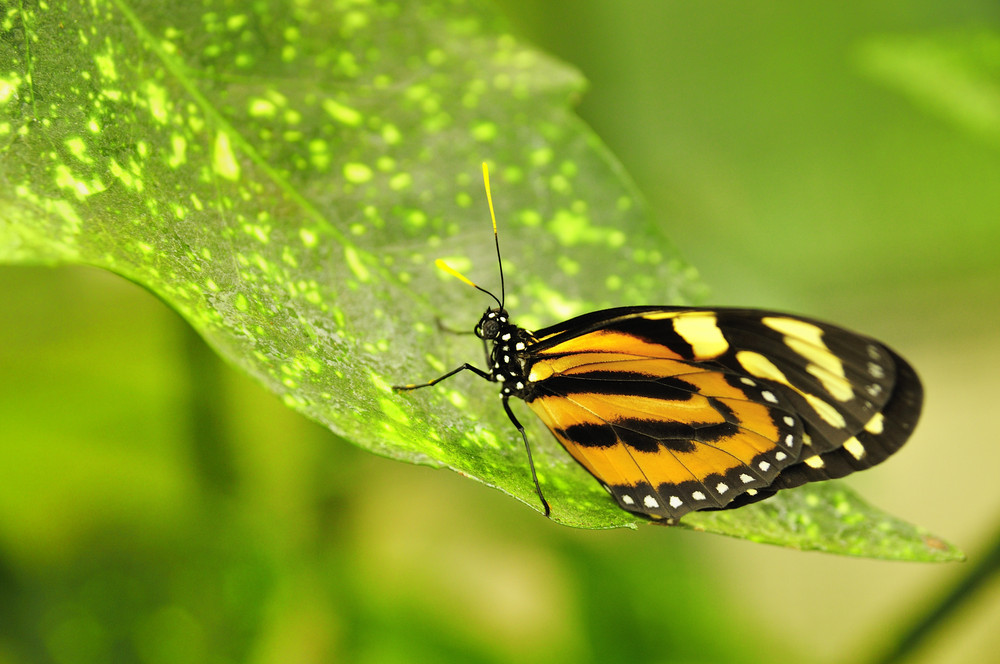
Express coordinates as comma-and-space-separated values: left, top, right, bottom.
145, 82, 168, 124
213, 131, 240, 181
65, 137, 90, 163
248, 98, 276, 118
94, 51, 117, 81
344, 246, 370, 282
472, 121, 498, 142
168, 134, 187, 168
389, 172, 412, 190
0, 77, 21, 105
380, 398, 410, 425
343, 162, 372, 183
299, 228, 318, 247
381, 123, 401, 145
322, 99, 362, 126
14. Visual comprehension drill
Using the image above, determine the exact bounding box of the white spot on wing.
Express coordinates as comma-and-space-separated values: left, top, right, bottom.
621, 494, 635, 505
762, 390, 778, 403
716, 482, 729, 494
758, 461, 771, 472
740, 473, 754, 484
775, 451, 788, 461
669, 495, 683, 509
692, 491, 706, 501
644, 495, 659, 509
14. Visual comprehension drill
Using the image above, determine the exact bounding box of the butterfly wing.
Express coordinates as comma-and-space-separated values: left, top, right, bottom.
522, 307, 922, 522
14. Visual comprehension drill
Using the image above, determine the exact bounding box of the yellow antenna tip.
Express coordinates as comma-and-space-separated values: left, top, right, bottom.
481, 162, 498, 234
435, 258, 477, 288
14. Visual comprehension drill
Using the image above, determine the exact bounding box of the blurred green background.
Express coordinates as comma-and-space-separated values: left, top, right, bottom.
3, 1, 1000, 663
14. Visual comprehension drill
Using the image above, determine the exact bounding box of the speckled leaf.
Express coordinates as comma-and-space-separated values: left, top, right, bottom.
0, 0, 956, 559
686, 483, 962, 561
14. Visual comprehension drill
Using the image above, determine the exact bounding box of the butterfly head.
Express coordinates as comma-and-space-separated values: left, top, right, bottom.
475, 308, 510, 340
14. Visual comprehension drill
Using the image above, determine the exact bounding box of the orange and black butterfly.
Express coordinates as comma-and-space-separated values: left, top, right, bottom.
395, 164, 923, 524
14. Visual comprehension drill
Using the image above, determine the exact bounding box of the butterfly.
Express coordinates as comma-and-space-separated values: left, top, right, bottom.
395, 164, 923, 524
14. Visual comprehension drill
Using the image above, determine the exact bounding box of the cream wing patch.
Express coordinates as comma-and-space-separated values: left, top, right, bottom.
671, 313, 729, 359
763, 316, 853, 402
843, 437, 866, 461
864, 412, 885, 434
736, 350, 791, 386
802, 393, 847, 429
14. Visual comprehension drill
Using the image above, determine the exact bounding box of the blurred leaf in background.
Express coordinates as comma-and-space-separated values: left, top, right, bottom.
2, 0, 998, 663
495, 1, 1000, 662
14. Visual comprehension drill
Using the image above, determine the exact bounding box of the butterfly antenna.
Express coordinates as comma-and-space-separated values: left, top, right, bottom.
481, 162, 505, 308
434, 259, 502, 309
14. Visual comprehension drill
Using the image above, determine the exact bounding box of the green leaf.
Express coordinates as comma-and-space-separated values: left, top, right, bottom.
0, 0, 958, 559
685, 483, 963, 561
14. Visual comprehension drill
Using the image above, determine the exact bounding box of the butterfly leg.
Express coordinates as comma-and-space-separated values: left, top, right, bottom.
393, 363, 492, 391
431, 319, 491, 367
502, 396, 551, 518
434, 318, 477, 336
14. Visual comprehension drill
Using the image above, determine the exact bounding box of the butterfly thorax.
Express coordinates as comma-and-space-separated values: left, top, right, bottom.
475, 308, 536, 399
